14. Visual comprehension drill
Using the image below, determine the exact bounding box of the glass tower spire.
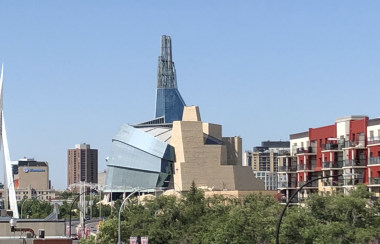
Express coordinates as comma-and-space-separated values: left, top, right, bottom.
155, 35, 186, 123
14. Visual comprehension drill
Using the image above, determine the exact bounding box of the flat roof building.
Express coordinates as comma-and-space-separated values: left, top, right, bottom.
67, 143, 98, 188
0, 158, 55, 202
278, 115, 380, 205
244, 141, 290, 191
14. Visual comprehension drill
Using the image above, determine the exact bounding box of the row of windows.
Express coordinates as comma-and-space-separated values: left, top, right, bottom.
15, 191, 50, 195
16, 195, 50, 200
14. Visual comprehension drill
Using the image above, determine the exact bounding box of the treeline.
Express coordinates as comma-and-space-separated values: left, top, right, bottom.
17, 193, 114, 219
80, 182, 380, 244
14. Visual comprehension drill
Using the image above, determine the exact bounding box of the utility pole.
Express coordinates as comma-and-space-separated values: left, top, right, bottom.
98, 184, 102, 219
89, 182, 92, 219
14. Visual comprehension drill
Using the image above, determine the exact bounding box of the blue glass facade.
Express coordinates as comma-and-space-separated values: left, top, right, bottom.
155, 88, 185, 123
105, 124, 175, 192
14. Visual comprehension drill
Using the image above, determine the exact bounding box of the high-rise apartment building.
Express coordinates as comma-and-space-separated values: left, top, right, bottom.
278, 115, 380, 205
67, 143, 98, 187
244, 141, 290, 190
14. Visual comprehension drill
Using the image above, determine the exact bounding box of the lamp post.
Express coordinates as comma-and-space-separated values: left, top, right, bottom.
20, 194, 46, 219
275, 174, 345, 244
118, 187, 154, 244
69, 189, 98, 237
118, 188, 139, 244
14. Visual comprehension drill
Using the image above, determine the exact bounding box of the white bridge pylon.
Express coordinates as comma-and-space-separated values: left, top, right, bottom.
0, 65, 19, 218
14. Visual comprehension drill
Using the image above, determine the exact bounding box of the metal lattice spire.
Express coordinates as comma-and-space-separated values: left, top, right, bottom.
157, 35, 177, 88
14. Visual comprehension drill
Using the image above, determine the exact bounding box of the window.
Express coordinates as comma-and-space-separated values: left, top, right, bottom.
370, 131, 374, 139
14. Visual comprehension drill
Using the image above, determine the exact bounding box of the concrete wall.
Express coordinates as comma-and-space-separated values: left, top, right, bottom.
202, 123, 222, 140
290, 136, 309, 155
0, 220, 65, 237
222, 136, 242, 166
368, 124, 380, 138
204, 190, 278, 199
0, 238, 72, 244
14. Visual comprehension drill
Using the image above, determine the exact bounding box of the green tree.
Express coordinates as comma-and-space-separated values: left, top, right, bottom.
60, 191, 73, 199
90, 182, 380, 244
18, 199, 53, 219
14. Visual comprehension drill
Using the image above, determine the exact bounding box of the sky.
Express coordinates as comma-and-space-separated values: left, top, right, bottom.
0, 1, 380, 189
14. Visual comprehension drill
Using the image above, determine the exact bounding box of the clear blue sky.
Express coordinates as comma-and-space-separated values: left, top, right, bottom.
1, 1, 379, 189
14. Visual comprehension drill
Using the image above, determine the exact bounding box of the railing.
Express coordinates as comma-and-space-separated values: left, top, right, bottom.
297, 181, 318, 187
299, 196, 310, 202
369, 177, 380, 185
344, 140, 366, 148
322, 143, 344, 151
280, 197, 299, 204
277, 182, 297, 188
344, 178, 364, 186
278, 165, 297, 172
295, 146, 317, 154
368, 137, 380, 145
369, 157, 380, 165
322, 161, 343, 169
322, 178, 344, 187
297, 164, 317, 171
277, 150, 291, 156
343, 159, 366, 167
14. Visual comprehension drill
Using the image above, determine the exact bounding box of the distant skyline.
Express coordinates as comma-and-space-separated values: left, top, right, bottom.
1, 1, 380, 189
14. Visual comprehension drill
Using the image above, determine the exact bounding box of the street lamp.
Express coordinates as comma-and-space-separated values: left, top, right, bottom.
20, 194, 47, 219
275, 174, 359, 244
68, 189, 98, 237
118, 187, 154, 244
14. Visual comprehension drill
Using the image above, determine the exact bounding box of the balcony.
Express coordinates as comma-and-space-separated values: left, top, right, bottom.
295, 146, 317, 154
322, 161, 343, 169
368, 157, 380, 166
322, 178, 344, 187
280, 197, 299, 204
343, 140, 366, 148
277, 181, 297, 189
278, 165, 297, 173
344, 178, 364, 186
343, 159, 366, 167
277, 150, 291, 157
297, 163, 317, 171
368, 137, 380, 146
369, 177, 380, 185
298, 180, 318, 188
322, 142, 344, 151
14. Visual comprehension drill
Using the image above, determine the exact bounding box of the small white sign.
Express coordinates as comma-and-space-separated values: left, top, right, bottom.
141, 236, 149, 244
130, 237, 137, 244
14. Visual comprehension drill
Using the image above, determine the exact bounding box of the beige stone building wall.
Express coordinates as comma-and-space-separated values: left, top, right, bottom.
18, 165, 49, 189
171, 106, 264, 192
222, 136, 242, 166
202, 123, 222, 140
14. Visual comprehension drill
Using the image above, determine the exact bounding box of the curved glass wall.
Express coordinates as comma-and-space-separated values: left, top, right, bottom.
105, 124, 174, 192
